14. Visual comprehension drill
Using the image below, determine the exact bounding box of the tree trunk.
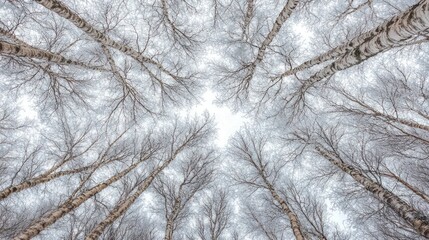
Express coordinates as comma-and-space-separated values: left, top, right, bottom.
280, 0, 429, 78
336, 94, 429, 132
381, 171, 429, 204
255, 0, 299, 63
244, 0, 299, 83
316, 146, 429, 238
0, 41, 106, 71
0, 163, 97, 200
299, 0, 429, 93
257, 165, 305, 240
85, 154, 178, 240
33, 0, 177, 78
263, 179, 306, 240
13, 158, 147, 240
242, 0, 255, 37
0, 28, 31, 47
164, 199, 181, 240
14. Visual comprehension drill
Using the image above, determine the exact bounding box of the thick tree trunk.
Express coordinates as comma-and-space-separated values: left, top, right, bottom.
299, 0, 429, 92
280, 0, 429, 78
13, 159, 147, 240
33, 0, 177, 78
316, 146, 429, 238
0, 41, 106, 71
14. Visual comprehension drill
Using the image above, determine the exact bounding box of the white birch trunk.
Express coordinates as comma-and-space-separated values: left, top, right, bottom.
34, 0, 178, 79
316, 146, 429, 238
13, 159, 146, 240
0, 164, 96, 200
244, 0, 299, 83
85, 154, 178, 240
299, 0, 429, 92
280, 0, 429, 78
0, 41, 106, 71
260, 171, 306, 240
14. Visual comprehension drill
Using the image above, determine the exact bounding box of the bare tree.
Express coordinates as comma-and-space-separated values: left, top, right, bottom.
153, 150, 215, 240
230, 128, 306, 240
218, 0, 300, 101
12, 129, 161, 240
84, 116, 215, 239
273, 0, 429, 113
33, 0, 192, 85
195, 189, 231, 240
292, 124, 429, 238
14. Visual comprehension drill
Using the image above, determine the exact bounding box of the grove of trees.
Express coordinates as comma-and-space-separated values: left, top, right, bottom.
1, 0, 429, 239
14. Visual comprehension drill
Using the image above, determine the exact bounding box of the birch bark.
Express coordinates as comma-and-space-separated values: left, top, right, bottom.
298, 0, 429, 93
0, 41, 106, 71
33, 0, 180, 79
84, 155, 176, 240
13, 154, 151, 240
261, 173, 306, 240
316, 146, 429, 238
243, 0, 299, 84
0, 163, 101, 200
279, 0, 429, 78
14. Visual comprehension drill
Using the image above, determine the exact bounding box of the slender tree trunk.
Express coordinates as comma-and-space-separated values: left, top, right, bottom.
280, 0, 429, 78
381, 171, 429, 204
262, 178, 306, 240
0, 41, 106, 71
33, 0, 177, 78
0, 163, 99, 200
85, 153, 179, 240
299, 0, 429, 92
257, 165, 305, 240
164, 199, 181, 240
242, 0, 255, 37
160, 0, 180, 37
316, 146, 429, 238
164, 217, 175, 240
0, 28, 31, 47
244, 0, 299, 83
13, 158, 148, 240
337, 94, 429, 132
255, 0, 299, 63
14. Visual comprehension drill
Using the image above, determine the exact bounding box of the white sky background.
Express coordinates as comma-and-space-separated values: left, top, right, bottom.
190, 90, 246, 147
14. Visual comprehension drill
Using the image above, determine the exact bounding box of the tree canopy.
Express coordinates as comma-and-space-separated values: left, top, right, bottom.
1, 0, 429, 239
